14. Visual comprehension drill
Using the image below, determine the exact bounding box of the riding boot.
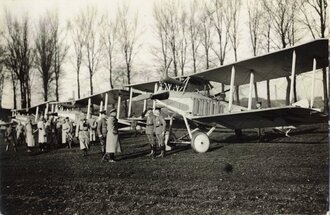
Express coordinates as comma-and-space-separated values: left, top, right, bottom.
156, 146, 165, 158
147, 144, 154, 156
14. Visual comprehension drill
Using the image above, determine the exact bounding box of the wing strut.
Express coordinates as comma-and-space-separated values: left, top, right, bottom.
128, 87, 133, 117
143, 93, 147, 112
104, 92, 108, 111
87, 98, 91, 119
35, 106, 39, 122
99, 101, 103, 119
117, 95, 121, 119
310, 58, 316, 108
289, 50, 296, 105
228, 66, 235, 111
248, 72, 254, 110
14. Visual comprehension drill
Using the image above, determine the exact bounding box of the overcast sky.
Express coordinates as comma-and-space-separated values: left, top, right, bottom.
0, 0, 327, 109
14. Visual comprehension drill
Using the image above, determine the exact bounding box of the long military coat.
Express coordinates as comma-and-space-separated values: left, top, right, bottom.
106, 116, 121, 153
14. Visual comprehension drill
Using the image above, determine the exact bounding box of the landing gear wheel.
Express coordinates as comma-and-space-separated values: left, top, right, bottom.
191, 132, 210, 153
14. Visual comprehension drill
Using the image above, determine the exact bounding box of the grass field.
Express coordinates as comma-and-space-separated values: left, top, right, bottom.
0, 123, 328, 214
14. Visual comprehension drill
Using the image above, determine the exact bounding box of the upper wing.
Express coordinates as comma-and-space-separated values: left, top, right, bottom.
190, 107, 327, 129
187, 39, 328, 85
73, 88, 137, 106
127, 80, 159, 92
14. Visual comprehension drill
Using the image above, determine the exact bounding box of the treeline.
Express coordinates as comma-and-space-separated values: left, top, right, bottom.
0, 0, 328, 112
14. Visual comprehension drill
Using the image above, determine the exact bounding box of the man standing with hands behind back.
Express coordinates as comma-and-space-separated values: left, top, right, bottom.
154, 108, 166, 158
145, 107, 156, 158
97, 110, 107, 157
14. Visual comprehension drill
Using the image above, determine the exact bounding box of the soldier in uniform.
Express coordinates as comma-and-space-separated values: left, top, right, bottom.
25, 118, 35, 152
37, 116, 47, 151
89, 118, 97, 145
76, 114, 90, 156
154, 108, 166, 158
104, 108, 121, 162
256, 101, 265, 141
144, 107, 156, 157
97, 110, 107, 156
62, 118, 70, 147
5, 122, 17, 152
16, 121, 25, 146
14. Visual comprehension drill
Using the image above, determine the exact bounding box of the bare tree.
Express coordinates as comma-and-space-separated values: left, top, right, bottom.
227, 0, 241, 105
35, 13, 57, 101
200, 2, 213, 70
187, 0, 201, 73
153, 0, 188, 77
3, 13, 33, 108
301, 0, 328, 112
69, 13, 86, 99
247, 1, 263, 103
263, 0, 299, 105
82, 6, 103, 95
117, 3, 140, 85
209, 0, 230, 91
52, 13, 69, 101
152, 1, 171, 75
101, 13, 118, 89
177, 8, 188, 76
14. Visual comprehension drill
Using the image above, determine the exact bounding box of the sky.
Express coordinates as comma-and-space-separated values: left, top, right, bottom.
0, 0, 327, 109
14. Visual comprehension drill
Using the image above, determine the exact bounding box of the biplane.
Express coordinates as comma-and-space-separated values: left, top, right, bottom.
125, 39, 328, 153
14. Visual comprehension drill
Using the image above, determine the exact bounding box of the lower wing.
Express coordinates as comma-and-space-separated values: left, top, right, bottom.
190, 106, 327, 129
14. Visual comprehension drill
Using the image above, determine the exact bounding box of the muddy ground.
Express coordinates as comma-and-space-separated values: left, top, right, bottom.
0, 123, 328, 214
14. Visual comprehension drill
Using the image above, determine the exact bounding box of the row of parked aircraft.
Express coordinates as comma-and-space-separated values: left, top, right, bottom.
10, 39, 329, 153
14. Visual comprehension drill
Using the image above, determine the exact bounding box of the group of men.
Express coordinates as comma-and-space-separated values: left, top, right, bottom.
144, 107, 167, 158
76, 108, 121, 162
4, 115, 74, 153
4, 106, 167, 162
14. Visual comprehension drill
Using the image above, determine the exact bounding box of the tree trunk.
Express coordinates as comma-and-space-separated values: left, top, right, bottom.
89, 70, 93, 95
20, 81, 27, 109
55, 77, 59, 101
11, 74, 17, 109
109, 61, 113, 89
126, 64, 131, 85
266, 80, 271, 107
77, 68, 80, 99
44, 83, 48, 102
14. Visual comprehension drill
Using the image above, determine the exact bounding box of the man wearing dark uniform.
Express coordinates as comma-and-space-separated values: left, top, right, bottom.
97, 110, 107, 156
5, 122, 17, 152
145, 107, 156, 157
154, 108, 166, 158
16, 122, 25, 146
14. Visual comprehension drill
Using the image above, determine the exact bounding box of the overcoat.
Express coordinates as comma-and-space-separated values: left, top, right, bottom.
106, 116, 121, 153
25, 123, 35, 147
37, 121, 47, 143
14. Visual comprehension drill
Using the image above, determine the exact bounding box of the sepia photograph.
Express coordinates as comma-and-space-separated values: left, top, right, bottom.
0, 0, 328, 214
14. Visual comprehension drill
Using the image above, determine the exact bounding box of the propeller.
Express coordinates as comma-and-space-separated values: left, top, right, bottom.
150, 91, 170, 100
